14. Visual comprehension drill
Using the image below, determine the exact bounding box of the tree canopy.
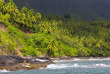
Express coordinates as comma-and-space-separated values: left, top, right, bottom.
0, 0, 110, 57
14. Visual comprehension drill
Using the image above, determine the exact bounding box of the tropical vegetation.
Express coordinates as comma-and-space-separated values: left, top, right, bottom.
0, 0, 110, 57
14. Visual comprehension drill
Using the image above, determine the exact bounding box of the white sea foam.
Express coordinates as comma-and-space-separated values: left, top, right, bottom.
74, 58, 80, 61
89, 58, 110, 61
53, 58, 80, 62
53, 57, 110, 61
89, 59, 101, 60
53, 60, 70, 62
95, 64, 109, 67
0, 69, 10, 72
32, 59, 48, 62
47, 63, 81, 69
46, 63, 110, 69
36, 59, 48, 62
47, 64, 73, 69
73, 63, 79, 67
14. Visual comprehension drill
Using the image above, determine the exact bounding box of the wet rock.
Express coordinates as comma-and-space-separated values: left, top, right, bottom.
8, 55, 25, 63
0, 55, 54, 71
0, 55, 19, 66
38, 57, 51, 60
25, 57, 53, 64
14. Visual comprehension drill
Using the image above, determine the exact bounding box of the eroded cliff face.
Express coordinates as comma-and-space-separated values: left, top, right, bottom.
0, 49, 3, 55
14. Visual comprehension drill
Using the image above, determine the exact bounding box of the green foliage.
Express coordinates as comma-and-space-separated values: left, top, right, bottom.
0, 12, 10, 26
0, 29, 18, 54
0, 0, 110, 57
0, 0, 5, 11
8, 44, 15, 52
36, 13, 41, 21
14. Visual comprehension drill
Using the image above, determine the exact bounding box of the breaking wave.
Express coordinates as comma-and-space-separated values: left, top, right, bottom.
53, 58, 80, 62
0, 69, 10, 73
47, 63, 110, 69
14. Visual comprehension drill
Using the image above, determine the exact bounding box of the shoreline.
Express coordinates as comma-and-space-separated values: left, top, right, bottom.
51, 57, 110, 61
1, 55, 110, 72
0, 55, 54, 71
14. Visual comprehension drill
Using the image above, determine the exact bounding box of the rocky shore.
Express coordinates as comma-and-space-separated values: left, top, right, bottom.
1, 55, 110, 71
0, 55, 54, 71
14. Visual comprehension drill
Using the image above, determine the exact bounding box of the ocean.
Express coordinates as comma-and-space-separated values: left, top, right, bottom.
1, 58, 110, 74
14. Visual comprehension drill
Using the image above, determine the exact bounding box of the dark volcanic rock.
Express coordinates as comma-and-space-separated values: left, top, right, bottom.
38, 57, 51, 60
25, 57, 53, 64
8, 55, 25, 63
0, 55, 54, 71
0, 55, 21, 66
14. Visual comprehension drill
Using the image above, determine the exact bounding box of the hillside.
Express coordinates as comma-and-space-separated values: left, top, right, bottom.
11, 0, 110, 20
1, 0, 110, 57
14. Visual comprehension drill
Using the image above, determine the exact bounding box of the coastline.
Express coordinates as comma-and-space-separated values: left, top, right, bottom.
1, 55, 110, 72
51, 57, 110, 61
0, 55, 54, 71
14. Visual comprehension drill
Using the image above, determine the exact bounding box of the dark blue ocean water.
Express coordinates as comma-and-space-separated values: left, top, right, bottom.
1, 59, 110, 74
